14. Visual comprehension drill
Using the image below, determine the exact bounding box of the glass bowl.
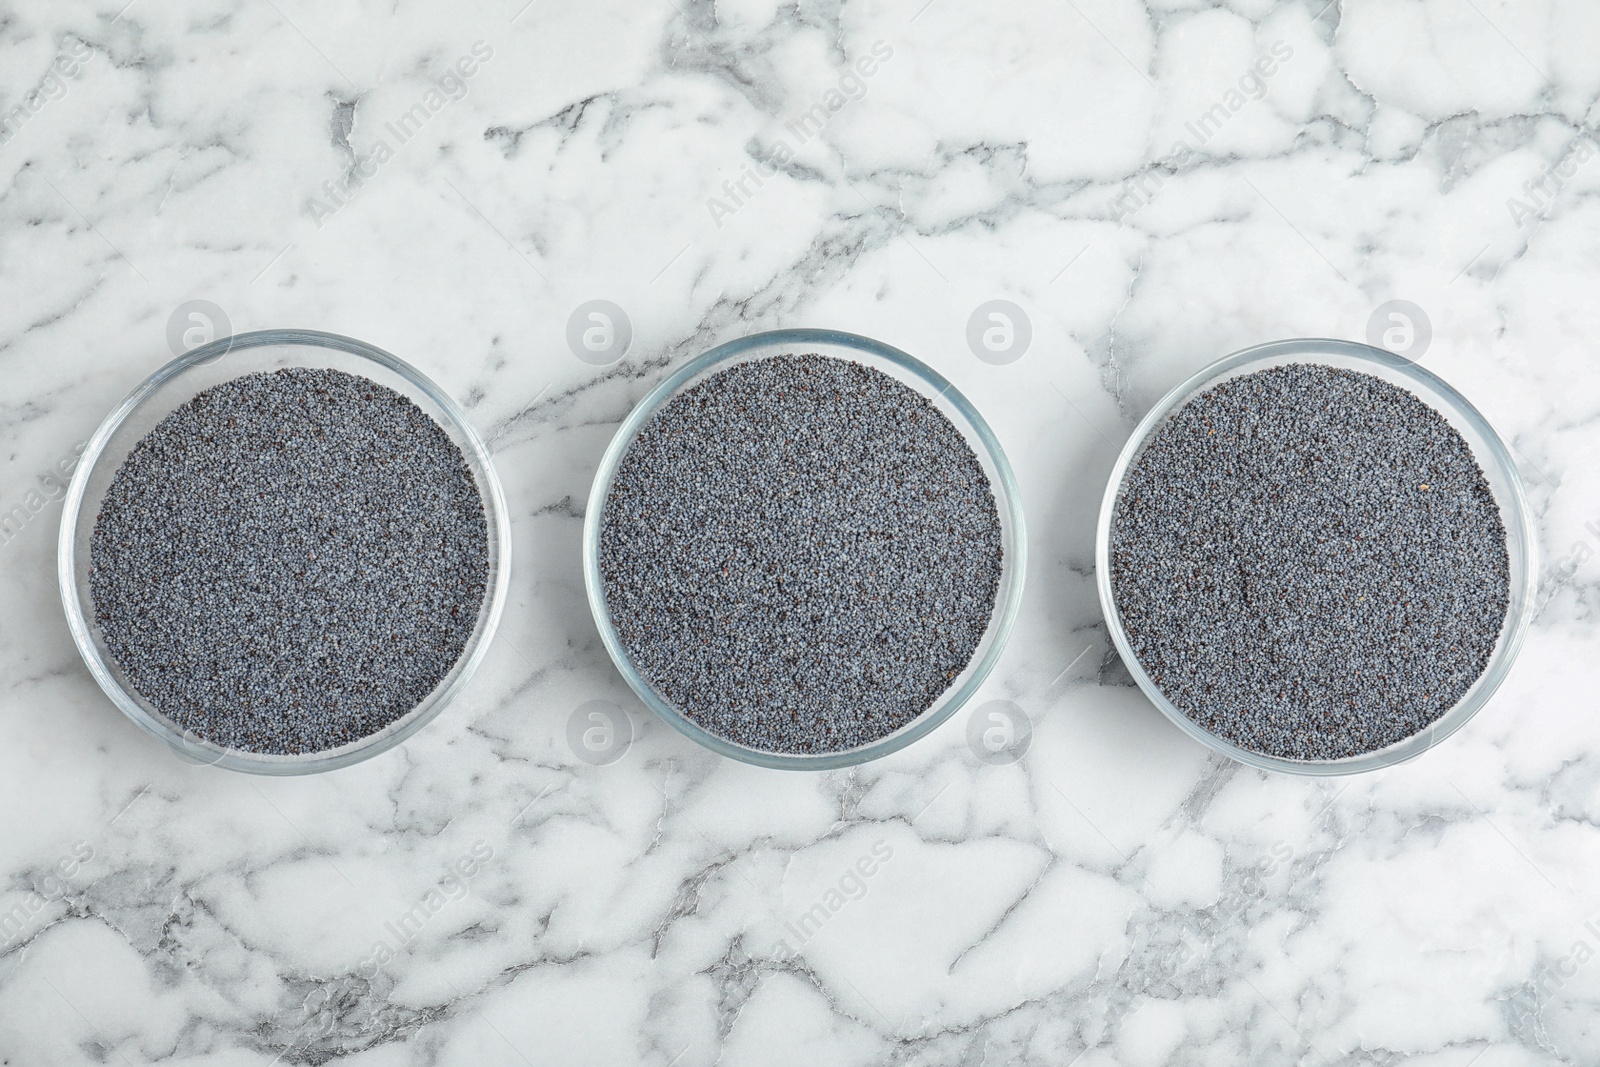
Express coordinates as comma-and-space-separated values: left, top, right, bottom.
1095, 338, 1537, 776
583, 328, 1027, 770
57, 329, 511, 775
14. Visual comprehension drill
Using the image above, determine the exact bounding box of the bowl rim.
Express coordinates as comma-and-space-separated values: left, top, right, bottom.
582, 327, 1028, 770
1094, 337, 1538, 776
57, 328, 512, 776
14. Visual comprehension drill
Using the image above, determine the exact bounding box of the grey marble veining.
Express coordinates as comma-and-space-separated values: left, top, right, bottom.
2, 0, 1599, 1064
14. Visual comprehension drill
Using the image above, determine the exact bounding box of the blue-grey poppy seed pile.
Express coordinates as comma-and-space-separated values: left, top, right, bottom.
598, 354, 1004, 755
89, 367, 489, 755
1109, 363, 1509, 761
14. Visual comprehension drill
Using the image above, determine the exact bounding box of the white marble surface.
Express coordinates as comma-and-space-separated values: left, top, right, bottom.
2, 0, 1599, 1063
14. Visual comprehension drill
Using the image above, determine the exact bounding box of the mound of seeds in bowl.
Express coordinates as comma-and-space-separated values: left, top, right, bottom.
1109, 363, 1509, 761
90, 367, 490, 756
597, 353, 1004, 755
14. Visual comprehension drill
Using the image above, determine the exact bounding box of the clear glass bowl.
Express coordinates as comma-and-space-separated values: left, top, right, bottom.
583, 328, 1027, 770
1095, 338, 1537, 776
57, 329, 511, 775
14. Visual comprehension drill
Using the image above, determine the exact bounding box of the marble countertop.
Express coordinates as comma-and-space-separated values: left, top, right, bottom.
3, 0, 1599, 1063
